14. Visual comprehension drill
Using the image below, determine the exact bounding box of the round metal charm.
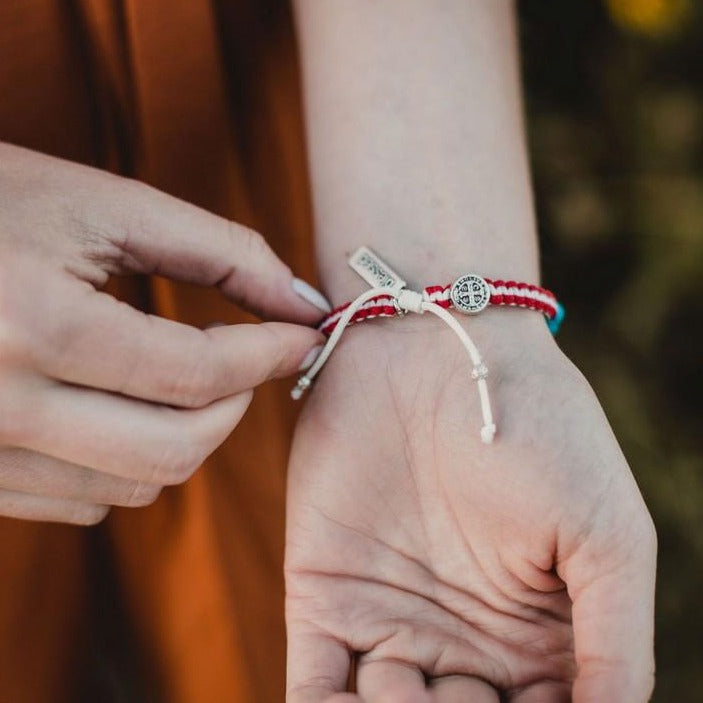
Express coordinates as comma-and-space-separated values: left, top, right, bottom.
450, 274, 490, 314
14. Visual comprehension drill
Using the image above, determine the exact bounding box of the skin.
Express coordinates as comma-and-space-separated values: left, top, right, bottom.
286, 314, 656, 702
0, 1, 656, 699
288, 0, 657, 700
0, 142, 324, 524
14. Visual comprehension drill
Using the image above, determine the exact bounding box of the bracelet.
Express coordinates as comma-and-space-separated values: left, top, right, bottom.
318, 277, 564, 337
292, 247, 565, 445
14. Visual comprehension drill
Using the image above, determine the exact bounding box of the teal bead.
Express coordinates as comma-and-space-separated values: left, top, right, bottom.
547, 301, 565, 335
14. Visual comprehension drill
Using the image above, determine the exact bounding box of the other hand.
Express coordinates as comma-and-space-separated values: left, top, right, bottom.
0, 143, 326, 525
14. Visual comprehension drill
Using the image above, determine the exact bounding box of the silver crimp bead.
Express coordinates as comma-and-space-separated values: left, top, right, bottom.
291, 375, 312, 400
391, 297, 407, 317
471, 362, 489, 381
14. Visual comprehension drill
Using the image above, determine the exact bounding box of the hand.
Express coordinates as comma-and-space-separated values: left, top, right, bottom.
0, 143, 326, 525
285, 311, 656, 702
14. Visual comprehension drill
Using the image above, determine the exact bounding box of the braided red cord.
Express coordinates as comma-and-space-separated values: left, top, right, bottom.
318, 279, 558, 336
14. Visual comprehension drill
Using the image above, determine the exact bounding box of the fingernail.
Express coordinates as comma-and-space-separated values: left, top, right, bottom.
292, 277, 332, 313
298, 344, 324, 371
204, 321, 227, 330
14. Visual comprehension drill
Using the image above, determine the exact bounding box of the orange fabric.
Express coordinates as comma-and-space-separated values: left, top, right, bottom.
0, 1, 315, 700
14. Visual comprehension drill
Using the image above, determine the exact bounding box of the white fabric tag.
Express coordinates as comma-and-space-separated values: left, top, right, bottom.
348, 246, 406, 292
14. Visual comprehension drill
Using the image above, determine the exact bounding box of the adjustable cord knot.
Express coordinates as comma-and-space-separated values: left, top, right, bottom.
396, 288, 425, 314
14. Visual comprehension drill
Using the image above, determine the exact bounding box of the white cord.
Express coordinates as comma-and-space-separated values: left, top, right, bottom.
292, 285, 497, 444
420, 300, 496, 443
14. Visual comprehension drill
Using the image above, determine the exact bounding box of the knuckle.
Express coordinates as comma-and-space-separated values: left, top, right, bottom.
225, 224, 286, 314
236, 224, 269, 258
94, 177, 161, 267
65, 200, 123, 265
232, 224, 276, 274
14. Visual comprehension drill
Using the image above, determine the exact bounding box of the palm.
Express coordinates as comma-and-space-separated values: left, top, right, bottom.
285, 320, 655, 703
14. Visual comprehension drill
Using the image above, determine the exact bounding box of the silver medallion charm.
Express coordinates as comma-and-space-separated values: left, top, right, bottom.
450, 274, 490, 314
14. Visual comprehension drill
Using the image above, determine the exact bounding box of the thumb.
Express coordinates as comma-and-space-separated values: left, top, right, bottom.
80, 167, 331, 322
560, 507, 657, 703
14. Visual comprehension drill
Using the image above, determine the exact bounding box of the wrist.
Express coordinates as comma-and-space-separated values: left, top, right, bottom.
296, 246, 563, 444
317, 242, 541, 308
328, 308, 563, 383
316, 253, 560, 354
336, 303, 556, 361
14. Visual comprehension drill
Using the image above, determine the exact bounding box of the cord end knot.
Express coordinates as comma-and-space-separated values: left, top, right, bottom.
481, 423, 497, 444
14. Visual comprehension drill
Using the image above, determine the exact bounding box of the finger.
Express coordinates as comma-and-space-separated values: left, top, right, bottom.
559, 515, 657, 703
77, 167, 331, 321
286, 627, 355, 703
429, 674, 500, 702
0, 447, 161, 507
3, 380, 253, 484
356, 658, 429, 702
0, 487, 109, 525
25, 276, 323, 407
509, 681, 570, 702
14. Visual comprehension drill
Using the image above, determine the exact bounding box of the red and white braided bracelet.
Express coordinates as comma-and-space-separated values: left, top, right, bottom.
292, 247, 564, 445
318, 276, 559, 336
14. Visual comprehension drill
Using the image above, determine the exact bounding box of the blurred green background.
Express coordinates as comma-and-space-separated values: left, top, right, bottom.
518, 1, 702, 699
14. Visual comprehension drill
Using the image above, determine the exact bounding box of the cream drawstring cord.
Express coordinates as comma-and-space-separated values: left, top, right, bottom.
291, 285, 497, 444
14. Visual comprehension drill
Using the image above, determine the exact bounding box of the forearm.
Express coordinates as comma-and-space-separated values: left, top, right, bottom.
293, 0, 540, 304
